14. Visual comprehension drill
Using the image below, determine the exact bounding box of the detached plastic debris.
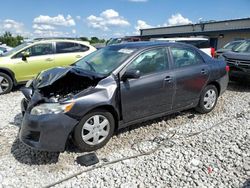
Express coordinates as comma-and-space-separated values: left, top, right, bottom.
76, 153, 99, 167
188, 114, 195, 119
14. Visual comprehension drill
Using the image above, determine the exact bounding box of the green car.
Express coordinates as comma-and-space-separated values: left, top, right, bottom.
0, 38, 96, 94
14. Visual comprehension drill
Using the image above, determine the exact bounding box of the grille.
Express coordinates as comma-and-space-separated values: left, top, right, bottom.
225, 58, 250, 70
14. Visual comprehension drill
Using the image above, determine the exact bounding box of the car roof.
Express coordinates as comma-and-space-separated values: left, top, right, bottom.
109, 41, 195, 50
32, 38, 91, 45
153, 37, 209, 41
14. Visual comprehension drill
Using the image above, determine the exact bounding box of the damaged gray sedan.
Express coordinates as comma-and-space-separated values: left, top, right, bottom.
19, 42, 229, 152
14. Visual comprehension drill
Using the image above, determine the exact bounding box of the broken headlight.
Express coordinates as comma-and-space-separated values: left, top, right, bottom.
30, 102, 74, 115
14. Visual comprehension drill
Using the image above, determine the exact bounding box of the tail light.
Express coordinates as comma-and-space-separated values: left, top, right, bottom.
226, 65, 230, 72
211, 48, 215, 58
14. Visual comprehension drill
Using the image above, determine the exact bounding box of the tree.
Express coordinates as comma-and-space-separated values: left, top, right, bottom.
90, 37, 99, 44
0, 32, 24, 47
89, 37, 106, 44
79, 37, 89, 41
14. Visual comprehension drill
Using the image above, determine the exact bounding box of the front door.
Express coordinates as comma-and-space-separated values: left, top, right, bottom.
120, 48, 175, 123
11, 42, 55, 82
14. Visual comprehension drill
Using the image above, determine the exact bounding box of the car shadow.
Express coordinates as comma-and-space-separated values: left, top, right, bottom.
227, 81, 250, 92
115, 109, 196, 135
11, 137, 60, 165
12, 84, 24, 92
9, 113, 23, 127
242, 179, 250, 188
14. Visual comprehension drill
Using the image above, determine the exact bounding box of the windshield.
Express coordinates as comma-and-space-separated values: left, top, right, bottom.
106, 38, 123, 46
75, 46, 136, 75
223, 41, 242, 50
1, 42, 31, 57
233, 41, 250, 53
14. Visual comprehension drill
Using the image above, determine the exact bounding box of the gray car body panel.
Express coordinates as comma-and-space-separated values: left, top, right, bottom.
20, 42, 228, 151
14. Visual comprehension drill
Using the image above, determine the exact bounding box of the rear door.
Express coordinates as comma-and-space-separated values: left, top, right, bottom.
169, 46, 210, 109
54, 42, 90, 67
120, 47, 175, 123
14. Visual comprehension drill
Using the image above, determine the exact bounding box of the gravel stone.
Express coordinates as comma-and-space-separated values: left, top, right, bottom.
0, 82, 249, 188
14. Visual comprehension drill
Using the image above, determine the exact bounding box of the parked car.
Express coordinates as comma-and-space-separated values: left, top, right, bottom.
215, 40, 244, 58
20, 42, 229, 152
152, 37, 215, 58
222, 39, 250, 81
0, 44, 13, 55
0, 38, 96, 94
106, 37, 144, 46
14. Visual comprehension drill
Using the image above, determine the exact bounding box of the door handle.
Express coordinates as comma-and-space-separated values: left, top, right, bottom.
76, 55, 82, 58
201, 69, 208, 75
46, 58, 53, 62
164, 76, 173, 82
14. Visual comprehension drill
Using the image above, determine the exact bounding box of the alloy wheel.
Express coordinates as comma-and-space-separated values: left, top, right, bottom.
0, 76, 10, 94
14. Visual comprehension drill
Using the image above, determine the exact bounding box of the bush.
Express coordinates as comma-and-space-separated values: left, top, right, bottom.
0, 32, 24, 47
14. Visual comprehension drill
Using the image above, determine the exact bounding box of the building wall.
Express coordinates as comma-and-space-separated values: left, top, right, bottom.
217, 32, 250, 48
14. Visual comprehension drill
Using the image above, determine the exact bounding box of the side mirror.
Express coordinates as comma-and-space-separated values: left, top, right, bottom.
22, 51, 30, 61
122, 69, 141, 80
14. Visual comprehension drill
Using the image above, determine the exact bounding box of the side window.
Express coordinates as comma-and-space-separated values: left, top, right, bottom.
170, 47, 204, 68
14, 43, 53, 58
127, 48, 168, 76
79, 44, 90, 52
56, 42, 88, 53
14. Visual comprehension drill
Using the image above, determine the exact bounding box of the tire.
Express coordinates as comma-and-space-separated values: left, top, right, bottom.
195, 85, 218, 114
73, 109, 115, 152
0, 73, 13, 95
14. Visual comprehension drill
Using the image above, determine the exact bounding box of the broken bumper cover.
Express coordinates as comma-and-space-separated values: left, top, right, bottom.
19, 113, 78, 152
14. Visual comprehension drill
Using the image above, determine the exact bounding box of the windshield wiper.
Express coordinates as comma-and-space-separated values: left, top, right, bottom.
84, 61, 96, 72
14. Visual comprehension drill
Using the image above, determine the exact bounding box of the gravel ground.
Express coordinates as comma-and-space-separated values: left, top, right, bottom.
0, 82, 249, 188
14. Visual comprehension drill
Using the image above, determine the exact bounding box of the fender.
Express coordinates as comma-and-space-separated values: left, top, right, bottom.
0, 67, 17, 85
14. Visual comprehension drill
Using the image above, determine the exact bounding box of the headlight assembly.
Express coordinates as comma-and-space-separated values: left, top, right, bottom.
30, 102, 74, 115
25, 79, 33, 87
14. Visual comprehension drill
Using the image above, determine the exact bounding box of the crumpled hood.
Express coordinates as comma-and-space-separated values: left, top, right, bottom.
223, 51, 250, 61
33, 66, 104, 89
31, 66, 105, 99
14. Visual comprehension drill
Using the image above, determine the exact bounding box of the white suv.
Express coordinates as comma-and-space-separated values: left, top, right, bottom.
152, 37, 215, 57
0, 44, 12, 55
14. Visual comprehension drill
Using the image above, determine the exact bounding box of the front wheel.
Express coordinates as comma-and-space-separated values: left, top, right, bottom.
73, 109, 115, 152
195, 85, 218, 114
0, 73, 13, 95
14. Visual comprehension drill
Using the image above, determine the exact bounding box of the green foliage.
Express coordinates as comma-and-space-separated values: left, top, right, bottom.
79, 36, 106, 44
0, 32, 24, 47
79, 37, 89, 41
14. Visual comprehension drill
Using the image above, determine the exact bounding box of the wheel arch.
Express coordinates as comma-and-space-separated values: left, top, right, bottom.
0, 67, 16, 85
207, 81, 221, 96
86, 105, 120, 131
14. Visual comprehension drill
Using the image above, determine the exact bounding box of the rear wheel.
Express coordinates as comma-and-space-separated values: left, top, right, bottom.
73, 109, 115, 152
0, 73, 13, 95
195, 85, 218, 114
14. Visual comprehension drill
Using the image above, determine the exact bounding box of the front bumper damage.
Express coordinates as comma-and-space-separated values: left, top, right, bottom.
19, 112, 78, 152
19, 66, 118, 152
18, 67, 102, 152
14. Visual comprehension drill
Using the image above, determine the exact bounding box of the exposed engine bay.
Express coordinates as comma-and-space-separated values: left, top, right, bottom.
24, 66, 104, 103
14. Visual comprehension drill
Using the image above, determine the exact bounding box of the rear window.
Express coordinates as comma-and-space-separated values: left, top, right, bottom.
56, 42, 89, 53
178, 40, 210, 48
